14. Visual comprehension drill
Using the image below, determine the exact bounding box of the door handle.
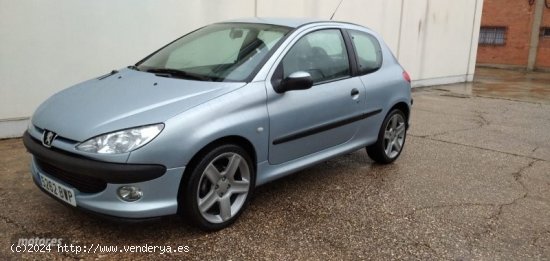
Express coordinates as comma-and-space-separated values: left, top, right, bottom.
350, 88, 360, 102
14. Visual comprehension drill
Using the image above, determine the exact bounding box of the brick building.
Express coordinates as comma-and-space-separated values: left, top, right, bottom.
477, 0, 550, 70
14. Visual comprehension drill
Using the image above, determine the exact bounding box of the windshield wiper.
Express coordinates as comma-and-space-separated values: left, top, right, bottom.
146, 68, 211, 81
127, 65, 141, 71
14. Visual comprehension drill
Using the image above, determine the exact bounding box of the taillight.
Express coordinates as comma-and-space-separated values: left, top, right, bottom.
402, 71, 411, 84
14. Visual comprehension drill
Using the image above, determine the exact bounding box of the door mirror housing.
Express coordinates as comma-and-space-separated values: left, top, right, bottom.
274, 71, 313, 93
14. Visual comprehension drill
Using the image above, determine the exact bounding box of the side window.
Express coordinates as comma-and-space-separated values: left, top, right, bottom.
349, 30, 382, 74
281, 29, 350, 84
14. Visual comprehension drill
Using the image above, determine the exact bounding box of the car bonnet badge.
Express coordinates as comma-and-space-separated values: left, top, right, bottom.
42, 130, 57, 148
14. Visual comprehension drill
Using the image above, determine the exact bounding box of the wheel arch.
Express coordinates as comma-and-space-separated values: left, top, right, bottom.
389, 101, 410, 128
186, 135, 257, 172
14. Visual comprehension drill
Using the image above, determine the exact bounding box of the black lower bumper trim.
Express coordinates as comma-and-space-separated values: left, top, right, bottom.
23, 131, 166, 184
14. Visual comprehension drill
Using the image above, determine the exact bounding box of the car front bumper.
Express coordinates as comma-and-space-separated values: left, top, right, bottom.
23, 131, 184, 219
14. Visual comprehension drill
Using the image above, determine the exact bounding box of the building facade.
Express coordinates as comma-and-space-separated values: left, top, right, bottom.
477, 0, 550, 69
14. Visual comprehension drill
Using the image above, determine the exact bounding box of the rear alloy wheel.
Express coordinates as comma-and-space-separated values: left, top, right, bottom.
180, 144, 254, 231
367, 109, 407, 164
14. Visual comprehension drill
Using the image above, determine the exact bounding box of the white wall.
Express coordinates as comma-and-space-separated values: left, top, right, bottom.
397, 0, 483, 86
258, 0, 483, 86
0, 0, 483, 138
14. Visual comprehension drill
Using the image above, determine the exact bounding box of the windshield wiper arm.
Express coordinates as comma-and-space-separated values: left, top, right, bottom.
146, 68, 211, 81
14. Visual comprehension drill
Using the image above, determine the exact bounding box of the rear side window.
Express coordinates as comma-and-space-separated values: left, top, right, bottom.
349, 30, 382, 74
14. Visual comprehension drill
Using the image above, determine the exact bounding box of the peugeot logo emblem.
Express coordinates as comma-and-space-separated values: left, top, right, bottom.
42, 130, 57, 148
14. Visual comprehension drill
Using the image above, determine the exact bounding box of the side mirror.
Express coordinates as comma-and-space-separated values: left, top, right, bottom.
274, 71, 313, 93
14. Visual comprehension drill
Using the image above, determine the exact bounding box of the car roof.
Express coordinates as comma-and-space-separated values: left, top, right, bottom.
221, 17, 336, 28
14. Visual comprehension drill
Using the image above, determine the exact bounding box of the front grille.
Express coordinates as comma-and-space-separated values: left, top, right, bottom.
35, 158, 107, 193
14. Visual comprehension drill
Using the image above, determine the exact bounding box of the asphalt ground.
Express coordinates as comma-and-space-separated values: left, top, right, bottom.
1, 68, 549, 260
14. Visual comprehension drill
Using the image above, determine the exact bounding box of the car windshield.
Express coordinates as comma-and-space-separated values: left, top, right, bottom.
136, 23, 291, 82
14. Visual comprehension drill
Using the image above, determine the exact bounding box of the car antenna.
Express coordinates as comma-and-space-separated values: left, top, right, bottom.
330, 0, 344, 20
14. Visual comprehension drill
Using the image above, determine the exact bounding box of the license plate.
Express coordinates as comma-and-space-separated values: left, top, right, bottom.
39, 174, 77, 207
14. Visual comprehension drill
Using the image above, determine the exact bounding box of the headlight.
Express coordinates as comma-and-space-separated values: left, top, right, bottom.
76, 124, 164, 154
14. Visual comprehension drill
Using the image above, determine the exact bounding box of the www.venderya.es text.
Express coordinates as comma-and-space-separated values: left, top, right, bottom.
12, 241, 190, 255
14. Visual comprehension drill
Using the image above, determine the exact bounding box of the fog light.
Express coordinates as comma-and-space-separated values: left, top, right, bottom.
117, 186, 143, 202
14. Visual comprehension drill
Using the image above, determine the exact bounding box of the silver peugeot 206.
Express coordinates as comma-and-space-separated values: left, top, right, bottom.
24, 18, 412, 230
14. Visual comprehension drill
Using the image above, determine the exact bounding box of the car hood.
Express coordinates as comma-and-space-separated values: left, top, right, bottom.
32, 68, 246, 141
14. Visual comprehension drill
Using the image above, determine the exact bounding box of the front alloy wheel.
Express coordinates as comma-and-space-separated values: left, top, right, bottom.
197, 152, 250, 224
180, 144, 255, 231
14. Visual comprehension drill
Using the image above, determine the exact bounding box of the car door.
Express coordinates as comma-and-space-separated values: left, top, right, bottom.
266, 28, 367, 165
347, 29, 391, 141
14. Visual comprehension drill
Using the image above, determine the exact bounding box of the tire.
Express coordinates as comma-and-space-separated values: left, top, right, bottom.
367, 109, 407, 164
179, 144, 255, 231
